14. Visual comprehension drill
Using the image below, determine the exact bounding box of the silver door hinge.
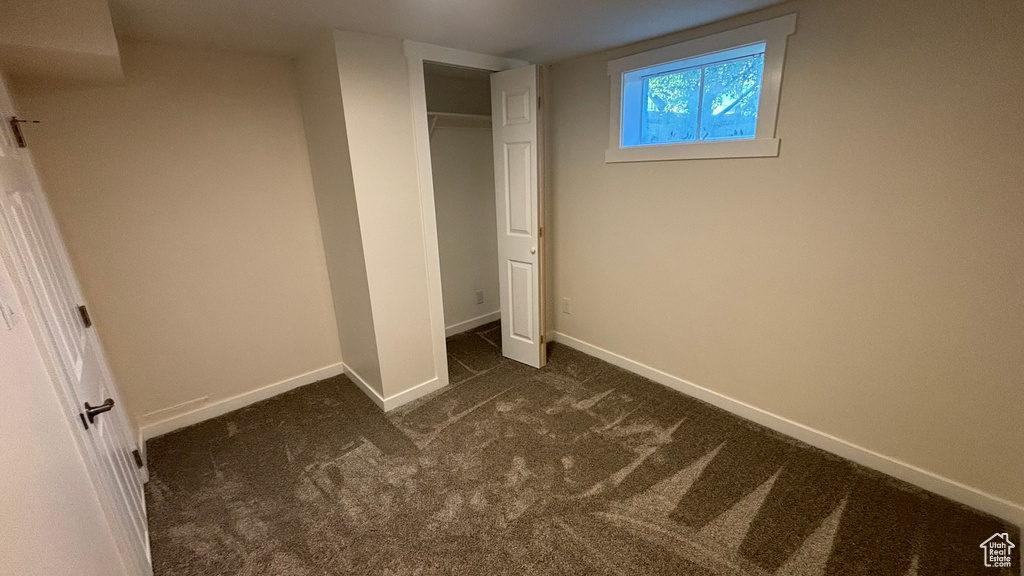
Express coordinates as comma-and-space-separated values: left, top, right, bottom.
78, 304, 92, 328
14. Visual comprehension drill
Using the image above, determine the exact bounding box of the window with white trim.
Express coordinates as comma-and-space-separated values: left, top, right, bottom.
607, 14, 796, 162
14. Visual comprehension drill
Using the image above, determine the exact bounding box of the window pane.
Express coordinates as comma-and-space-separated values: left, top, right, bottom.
641, 68, 701, 144
700, 55, 764, 141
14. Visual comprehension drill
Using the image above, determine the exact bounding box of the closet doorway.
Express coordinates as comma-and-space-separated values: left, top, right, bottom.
407, 43, 545, 376
424, 63, 501, 339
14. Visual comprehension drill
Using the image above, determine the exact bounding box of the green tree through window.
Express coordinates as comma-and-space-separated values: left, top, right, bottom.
641, 53, 764, 145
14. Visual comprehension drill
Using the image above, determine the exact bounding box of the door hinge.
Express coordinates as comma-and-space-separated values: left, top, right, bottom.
9, 117, 39, 148
132, 449, 144, 469
539, 226, 544, 238
77, 304, 92, 328
540, 335, 545, 345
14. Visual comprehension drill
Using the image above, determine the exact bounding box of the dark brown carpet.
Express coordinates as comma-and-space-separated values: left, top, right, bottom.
146, 322, 1019, 575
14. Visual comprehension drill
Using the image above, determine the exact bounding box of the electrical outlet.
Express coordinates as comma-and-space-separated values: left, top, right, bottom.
475, 290, 484, 305
561, 297, 572, 314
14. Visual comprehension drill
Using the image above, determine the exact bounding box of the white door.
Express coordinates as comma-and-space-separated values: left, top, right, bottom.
0, 78, 152, 575
491, 65, 545, 368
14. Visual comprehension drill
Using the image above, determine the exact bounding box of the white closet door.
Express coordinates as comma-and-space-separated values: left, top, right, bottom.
491, 65, 545, 368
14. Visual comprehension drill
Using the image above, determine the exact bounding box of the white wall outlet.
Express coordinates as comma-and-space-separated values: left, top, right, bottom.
561, 297, 572, 314
475, 289, 484, 305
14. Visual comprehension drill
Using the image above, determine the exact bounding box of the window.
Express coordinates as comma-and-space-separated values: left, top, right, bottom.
630, 44, 765, 146
607, 14, 796, 162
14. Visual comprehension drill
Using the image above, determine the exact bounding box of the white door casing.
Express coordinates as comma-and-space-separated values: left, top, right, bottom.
0, 77, 152, 575
491, 65, 546, 368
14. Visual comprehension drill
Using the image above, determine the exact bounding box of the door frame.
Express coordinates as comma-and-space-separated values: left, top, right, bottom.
403, 41, 528, 381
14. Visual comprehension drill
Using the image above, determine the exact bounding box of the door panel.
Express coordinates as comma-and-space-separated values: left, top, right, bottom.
6, 193, 85, 379
0, 79, 151, 575
502, 88, 531, 126
504, 142, 532, 236
491, 65, 545, 368
508, 260, 534, 342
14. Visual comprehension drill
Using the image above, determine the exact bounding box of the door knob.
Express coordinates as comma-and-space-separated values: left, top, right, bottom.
530, 247, 537, 254
84, 398, 115, 424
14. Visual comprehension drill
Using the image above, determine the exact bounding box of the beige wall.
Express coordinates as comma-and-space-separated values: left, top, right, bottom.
12, 40, 342, 424
0, 0, 122, 83
548, 0, 1024, 508
295, 33, 383, 394
334, 31, 437, 398
430, 127, 500, 330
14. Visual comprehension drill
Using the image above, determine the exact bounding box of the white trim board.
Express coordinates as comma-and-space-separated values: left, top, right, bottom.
138, 362, 344, 441
137, 396, 209, 429
344, 364, 445, 411
548, 330, 1024, 529
138, 360, 448, 443
404, 41, 527, 71
445, 310, 500, 337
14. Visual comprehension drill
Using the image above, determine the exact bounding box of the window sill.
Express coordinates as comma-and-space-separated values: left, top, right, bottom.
605, 138, 780, 163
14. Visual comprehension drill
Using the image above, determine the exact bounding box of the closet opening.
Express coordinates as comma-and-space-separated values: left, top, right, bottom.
411, 49, 545, 373
423, 63, 502, 347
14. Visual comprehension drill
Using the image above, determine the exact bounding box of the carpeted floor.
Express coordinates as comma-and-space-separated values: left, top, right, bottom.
146, 322, 1019, 575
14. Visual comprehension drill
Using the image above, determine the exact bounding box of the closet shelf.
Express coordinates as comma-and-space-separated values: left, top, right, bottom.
427, 112, 492, 136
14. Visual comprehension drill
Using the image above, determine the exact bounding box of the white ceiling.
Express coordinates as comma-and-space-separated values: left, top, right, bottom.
108, 0, 786, 63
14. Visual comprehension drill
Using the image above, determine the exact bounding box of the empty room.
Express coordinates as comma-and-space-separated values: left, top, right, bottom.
0, 0, 1021, 575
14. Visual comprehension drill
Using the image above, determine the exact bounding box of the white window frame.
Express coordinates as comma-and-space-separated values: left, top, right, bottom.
607, 13, 797, 163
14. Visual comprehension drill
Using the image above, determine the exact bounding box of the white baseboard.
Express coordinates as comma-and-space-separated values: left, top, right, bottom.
138, 362, 345, 441
344, 364, 446, 411
445, 310, 500, 337
138, 359, 447, 442
382, 375, 446, 410
548, 331, 1024, 529
137, 396, 209, 430
343, 364, 386, 410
